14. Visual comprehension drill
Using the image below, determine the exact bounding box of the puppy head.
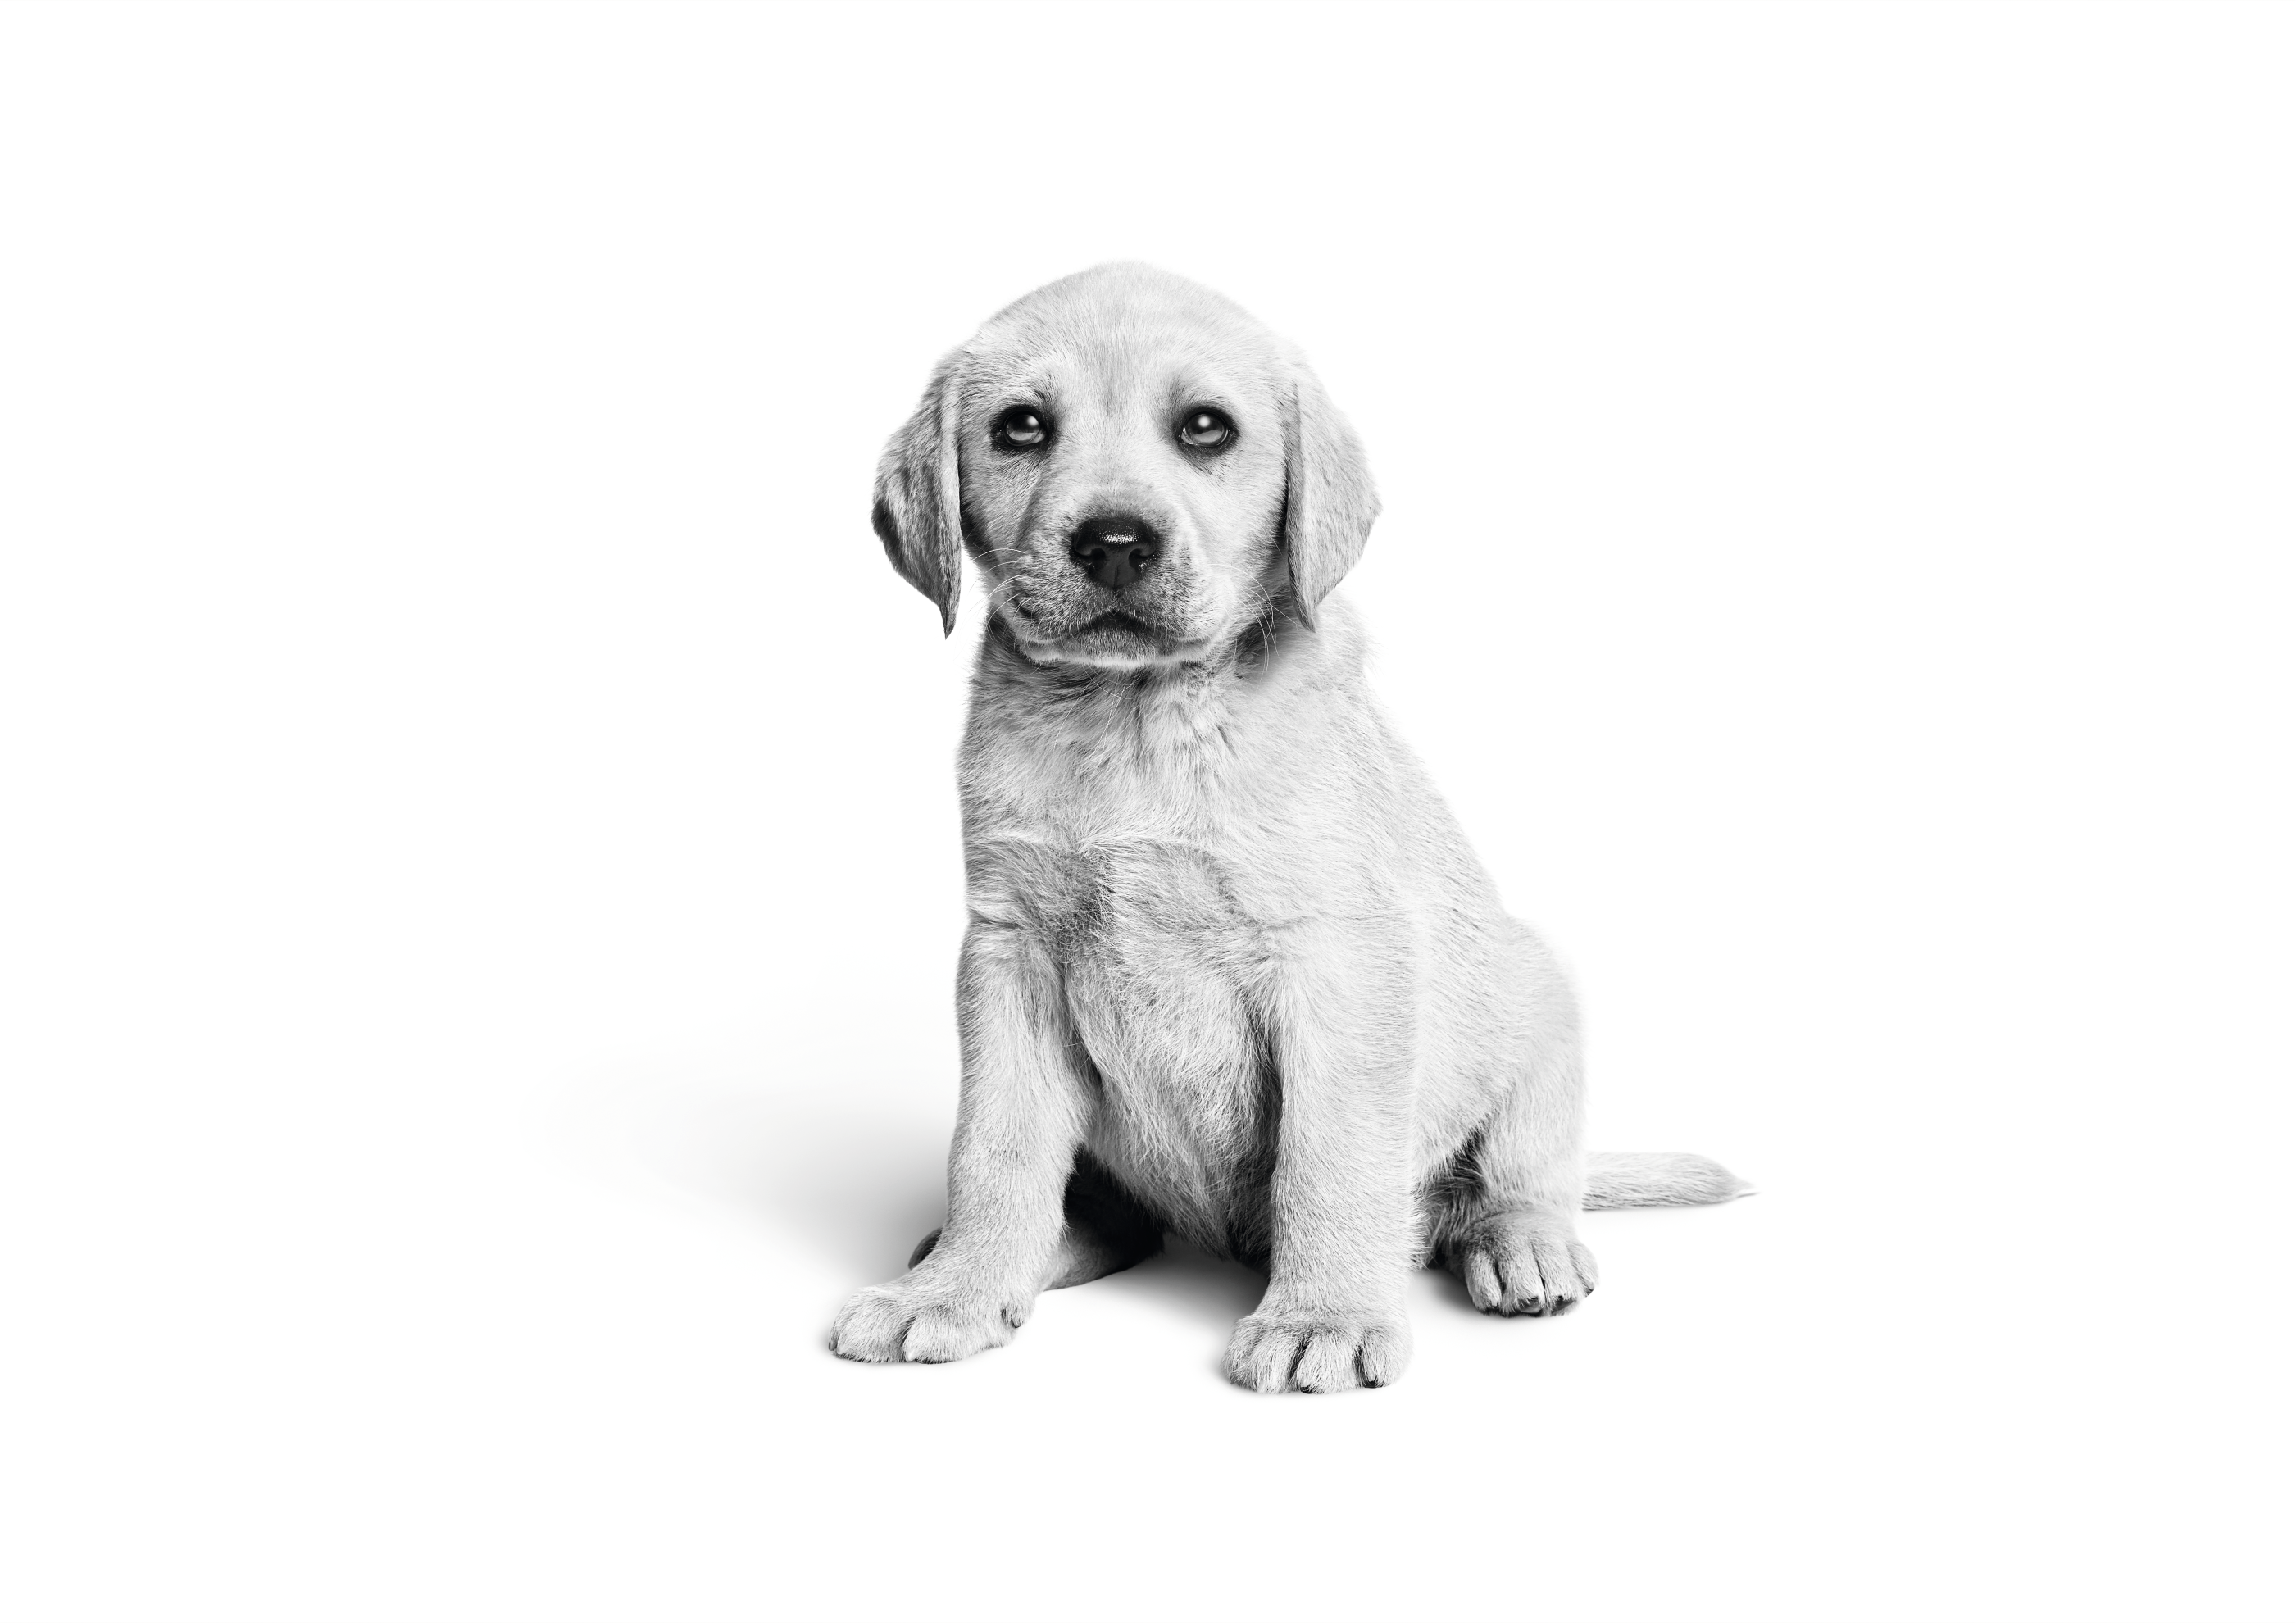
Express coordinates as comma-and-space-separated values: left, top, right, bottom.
871, 263, 1378, 666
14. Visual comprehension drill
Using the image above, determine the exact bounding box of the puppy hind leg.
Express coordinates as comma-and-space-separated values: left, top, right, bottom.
1439, 1047, 1598, 1319
1045, 1152, 1166, 1287
908, 1152, 1164, 1290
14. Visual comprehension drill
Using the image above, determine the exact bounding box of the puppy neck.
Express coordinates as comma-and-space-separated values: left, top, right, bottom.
962, 603, 1364, 799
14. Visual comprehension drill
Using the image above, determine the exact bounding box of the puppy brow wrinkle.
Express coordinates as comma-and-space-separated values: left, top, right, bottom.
832, 264, 1748, 1389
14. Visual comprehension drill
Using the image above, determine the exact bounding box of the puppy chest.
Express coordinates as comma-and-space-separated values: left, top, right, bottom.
974, 836, 1277, 1238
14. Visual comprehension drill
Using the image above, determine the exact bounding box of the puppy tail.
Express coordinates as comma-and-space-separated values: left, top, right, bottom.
1583, 1152, 1753, 1209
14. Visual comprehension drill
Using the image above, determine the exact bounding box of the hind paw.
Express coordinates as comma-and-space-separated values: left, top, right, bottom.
1447, 1212, 1598, 1318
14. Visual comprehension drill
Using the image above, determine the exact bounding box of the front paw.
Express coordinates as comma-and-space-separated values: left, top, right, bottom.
1224, 1304, 1411, 1394
1448, 1211, 1598, 1318
829, 1277, 1030, 1365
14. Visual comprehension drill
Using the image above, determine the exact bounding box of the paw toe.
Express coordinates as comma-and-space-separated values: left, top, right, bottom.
1293, 1330, 1363, 1393
1356, 1322, 1409, 1387
828, 1289, 914, 1362
1462, 1249, 1503, 1312
898, 1304, 1010, 1363
1227, 1321, 1303, 1394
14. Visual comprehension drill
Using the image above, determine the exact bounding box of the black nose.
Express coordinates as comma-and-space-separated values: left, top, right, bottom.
1068, 515, 1162, 591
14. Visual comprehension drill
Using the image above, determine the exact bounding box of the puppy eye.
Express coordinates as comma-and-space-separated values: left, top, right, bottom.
993, 407, 1049, 450
1176, 408, 1234, 452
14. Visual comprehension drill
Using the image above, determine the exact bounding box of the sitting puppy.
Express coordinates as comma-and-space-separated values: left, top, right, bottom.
833, 264, 1745, 1393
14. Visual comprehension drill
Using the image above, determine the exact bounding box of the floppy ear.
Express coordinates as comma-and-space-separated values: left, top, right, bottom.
1281, 361, 1380, 629
871, 351, 964, 635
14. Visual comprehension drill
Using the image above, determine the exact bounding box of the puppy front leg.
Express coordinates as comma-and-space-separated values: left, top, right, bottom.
830, 922, 1085, 1364
1227, 955, 1417, 1394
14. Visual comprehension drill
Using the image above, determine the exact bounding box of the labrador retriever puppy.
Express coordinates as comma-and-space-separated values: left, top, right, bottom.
833, 263, 1745, 1393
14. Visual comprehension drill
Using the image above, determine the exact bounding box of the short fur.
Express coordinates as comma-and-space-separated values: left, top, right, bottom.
834, 264, 1747, 1393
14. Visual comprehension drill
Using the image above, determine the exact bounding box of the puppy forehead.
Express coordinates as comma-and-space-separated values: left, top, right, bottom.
962, 273, 1283, 413
962, 342, 1266, 421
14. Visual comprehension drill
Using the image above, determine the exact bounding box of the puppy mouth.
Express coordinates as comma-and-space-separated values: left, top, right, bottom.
1012, 607, 1207, 667
1053, 608, 1196, 651
1076, 611, 1157, 638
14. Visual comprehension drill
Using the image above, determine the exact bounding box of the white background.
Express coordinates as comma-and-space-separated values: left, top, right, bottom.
2, 4, 2290, 1621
